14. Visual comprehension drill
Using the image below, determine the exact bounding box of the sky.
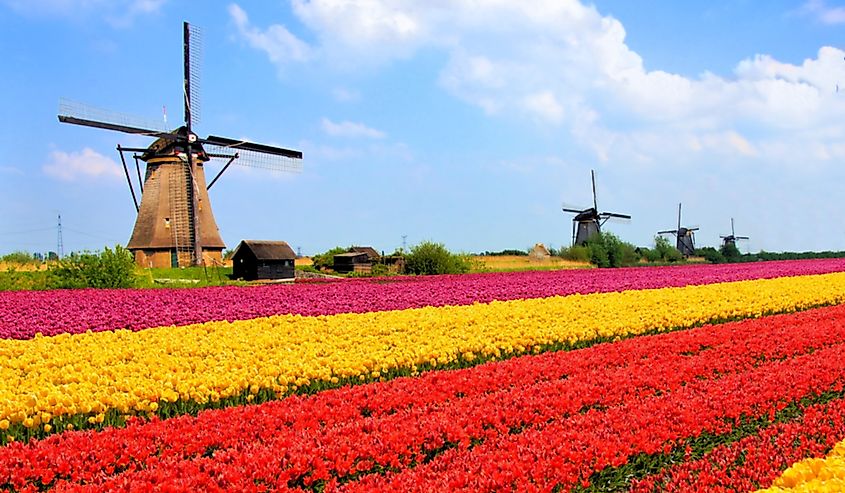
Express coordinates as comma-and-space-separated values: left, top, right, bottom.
0, 0, 844, 257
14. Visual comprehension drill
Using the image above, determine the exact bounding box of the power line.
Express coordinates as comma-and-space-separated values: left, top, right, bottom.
0, 227, 55, 236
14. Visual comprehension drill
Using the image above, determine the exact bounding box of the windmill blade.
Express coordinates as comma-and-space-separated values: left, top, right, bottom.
562, 207, 587, 214
657, 229, 677, 235
183, 22, 202, 128
58, 99, 174, 139
202, 135, 303, 159
687, 226, 700, 232
204, 144, 303, 173
601, 212, 632, 220
735, 236, 750, 240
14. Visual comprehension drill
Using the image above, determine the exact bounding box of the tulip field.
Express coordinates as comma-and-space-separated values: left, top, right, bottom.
4, 259, 845, 491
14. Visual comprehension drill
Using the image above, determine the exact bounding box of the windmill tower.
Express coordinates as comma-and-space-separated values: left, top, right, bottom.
657, 203, 699, 257
58, 22, 302, 268
561, 170, 631, 246
720, 218, 749, 251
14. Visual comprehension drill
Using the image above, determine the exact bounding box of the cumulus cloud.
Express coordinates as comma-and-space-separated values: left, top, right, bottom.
2, 0, 166, 24
801, 0, 845, 24
230, 4, 312, 65
43, 148, 123, 181
230, 0, 845, 165
321, 118, 385, 138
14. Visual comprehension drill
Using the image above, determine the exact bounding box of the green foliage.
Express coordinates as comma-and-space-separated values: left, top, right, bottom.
654, 235, 683, 262
479, 249, 528, 256
720, 242, 742, 260
1, 251, 39, 264
696, 247, 726, 264
404, 241, 471, 275
582, 232, 638, 268
370, 263, 391, 276
311, 246, 349, 271
47, 245, 138, 289
559, 245, 591, 263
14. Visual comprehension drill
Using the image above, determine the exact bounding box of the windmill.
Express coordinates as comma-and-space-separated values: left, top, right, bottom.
58, 22, 302, 268
720, 218, 749, 251
657, 203, 699, 257
561, 170, 631, 246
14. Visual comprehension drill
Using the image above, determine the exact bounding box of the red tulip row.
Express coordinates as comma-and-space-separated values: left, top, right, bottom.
341, 342, 845, 492
4, 305, 845, 492
4, 258, 845, 339
629, 396, 845, 492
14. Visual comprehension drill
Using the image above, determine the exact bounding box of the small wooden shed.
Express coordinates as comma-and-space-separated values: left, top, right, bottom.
333, 246, 381, 274
333, 252, 371, 274
231, 240, 296, 281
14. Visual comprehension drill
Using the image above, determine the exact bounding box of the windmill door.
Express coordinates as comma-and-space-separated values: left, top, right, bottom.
170, 249, 178, 268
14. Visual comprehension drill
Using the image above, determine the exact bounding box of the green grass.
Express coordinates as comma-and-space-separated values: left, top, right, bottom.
0, 264, 246, 291
136, 266, 244, 288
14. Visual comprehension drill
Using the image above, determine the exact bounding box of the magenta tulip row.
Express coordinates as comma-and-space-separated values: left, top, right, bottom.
2, 258, 844, 339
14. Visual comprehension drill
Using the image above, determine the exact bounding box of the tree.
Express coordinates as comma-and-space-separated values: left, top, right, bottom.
404, 241, 471, 275
582, 232, 638, 268
720, 242, 741, 260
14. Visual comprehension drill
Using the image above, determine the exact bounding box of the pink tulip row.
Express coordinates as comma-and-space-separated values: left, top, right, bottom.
2, 258, 845, 339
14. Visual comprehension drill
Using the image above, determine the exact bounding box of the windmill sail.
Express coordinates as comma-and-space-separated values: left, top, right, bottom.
58, 21, 303, 268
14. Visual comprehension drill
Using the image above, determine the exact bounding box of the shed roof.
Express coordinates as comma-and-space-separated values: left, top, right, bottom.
232, 240, 296, 260
334, 252, 369, 259
350, 246, 380, 260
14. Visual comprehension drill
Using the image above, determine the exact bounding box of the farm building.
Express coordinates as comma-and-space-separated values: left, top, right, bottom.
231, 240, 296, 281
333, 246, 381, 274
529, 243, 551, 260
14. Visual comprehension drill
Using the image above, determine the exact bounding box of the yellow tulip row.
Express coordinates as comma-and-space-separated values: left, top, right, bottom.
757, 440, 845, 492
2, 272, 845, 430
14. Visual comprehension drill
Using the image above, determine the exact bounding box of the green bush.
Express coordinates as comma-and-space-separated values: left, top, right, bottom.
1, 251, 39, 265
720, 242, 741, 260
582, 232, 639, 268
696, 247, 726, 264
48, 245, 138, 289
559, 245, 591, 263
654, 236, 683, 262
404, 241, 471, 275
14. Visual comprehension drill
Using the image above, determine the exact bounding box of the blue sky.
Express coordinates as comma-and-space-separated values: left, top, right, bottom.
1, 0, 844, 256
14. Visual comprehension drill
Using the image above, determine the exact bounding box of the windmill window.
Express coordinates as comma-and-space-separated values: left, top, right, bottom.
164, 218, 171, 228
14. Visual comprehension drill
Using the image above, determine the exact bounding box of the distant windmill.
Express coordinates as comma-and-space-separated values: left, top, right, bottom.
58, 22, 303, 268
657, 203, 699, 257
720, 218, 749, 250
562, 170, 631, 246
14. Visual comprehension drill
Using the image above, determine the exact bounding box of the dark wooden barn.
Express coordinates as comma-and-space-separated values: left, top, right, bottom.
231, 240, 296, 281
333, 246, 381, 274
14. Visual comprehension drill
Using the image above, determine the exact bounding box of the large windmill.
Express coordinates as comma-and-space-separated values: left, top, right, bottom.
58, 22, 302, 268
721, 218, 749, 251
562, 170, 631, 246
657, 203, 699, 257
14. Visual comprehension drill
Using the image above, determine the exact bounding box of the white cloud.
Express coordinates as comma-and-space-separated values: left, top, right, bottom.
801, 0, 845, 24
321, 118, 385, 139
2, 0, 166, 24
230, 4, 312, 65
0, 166, 23, 175
43, 148, 123, 181
231, 1, 845, 167
332, 87, 361, 102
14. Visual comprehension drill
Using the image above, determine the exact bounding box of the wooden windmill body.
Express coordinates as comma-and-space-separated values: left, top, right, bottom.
562, 170, 631, 246
657, 203, 699, 257
59, 23, 302, 267
720, 218, 749, 251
